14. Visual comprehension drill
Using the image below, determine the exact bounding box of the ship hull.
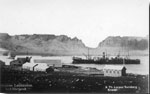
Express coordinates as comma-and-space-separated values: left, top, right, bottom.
72, 59, 140, 64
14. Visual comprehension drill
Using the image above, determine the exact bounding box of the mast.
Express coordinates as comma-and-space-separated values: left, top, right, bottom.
123, 45, 126, 66
87, 48, 89, 60
127, 41, 130, 59
123, 57, 125, 66
83, 48, 90, 60
117, 50, 120, 58
105, 49, 107, 58
123, 41, 126, 66
27, 51, 29, 57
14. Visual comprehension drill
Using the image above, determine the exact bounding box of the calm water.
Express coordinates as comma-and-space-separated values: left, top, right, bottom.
43, 56, 149, 75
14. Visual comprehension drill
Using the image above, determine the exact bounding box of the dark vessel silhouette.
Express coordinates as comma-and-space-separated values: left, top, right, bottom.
72, 49, 140, 64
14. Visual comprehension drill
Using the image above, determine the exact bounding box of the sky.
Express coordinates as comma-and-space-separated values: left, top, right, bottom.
0, 0, 149, 48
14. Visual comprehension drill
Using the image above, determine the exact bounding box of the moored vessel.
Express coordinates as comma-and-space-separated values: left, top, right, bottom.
72, 51, 140, 64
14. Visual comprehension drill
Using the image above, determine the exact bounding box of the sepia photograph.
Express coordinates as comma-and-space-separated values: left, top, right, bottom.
0, 0, 149, 93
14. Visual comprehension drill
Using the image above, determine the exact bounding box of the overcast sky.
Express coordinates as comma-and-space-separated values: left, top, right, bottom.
0, 0, 149, 47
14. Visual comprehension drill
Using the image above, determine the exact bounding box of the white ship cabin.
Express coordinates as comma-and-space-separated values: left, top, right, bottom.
103, 65, 126, 77
30, 57, 62, 67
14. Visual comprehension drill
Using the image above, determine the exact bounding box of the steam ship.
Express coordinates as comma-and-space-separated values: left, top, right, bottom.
72, 49, 140, 64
